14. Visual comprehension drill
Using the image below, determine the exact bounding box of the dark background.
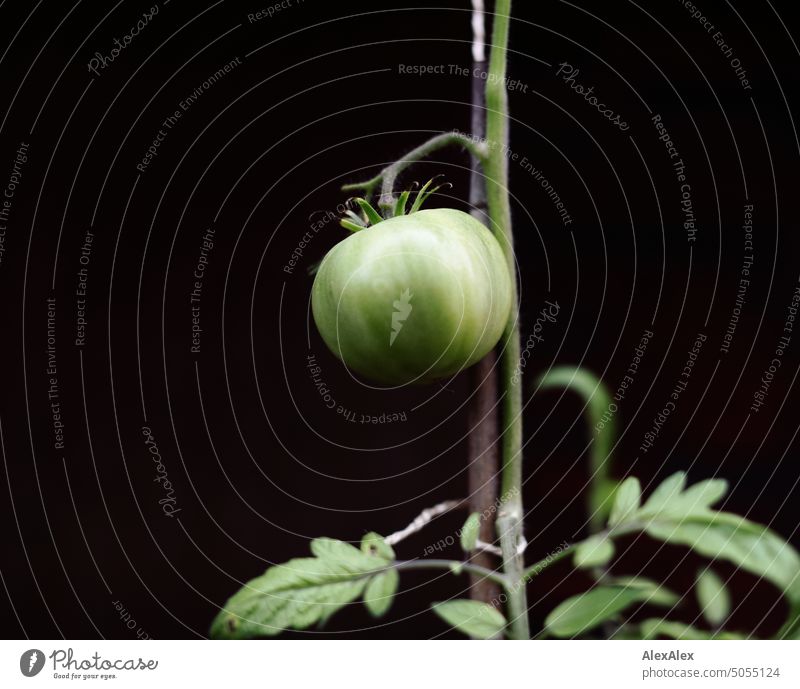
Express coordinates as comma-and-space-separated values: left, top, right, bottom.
0, 0, 799, 639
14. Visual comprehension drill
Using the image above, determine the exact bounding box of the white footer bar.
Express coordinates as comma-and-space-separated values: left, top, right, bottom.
1, 640, 797, 688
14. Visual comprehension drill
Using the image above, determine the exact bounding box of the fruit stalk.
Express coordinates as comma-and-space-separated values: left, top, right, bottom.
341, 133, 486, 213
483, 0, 530, 639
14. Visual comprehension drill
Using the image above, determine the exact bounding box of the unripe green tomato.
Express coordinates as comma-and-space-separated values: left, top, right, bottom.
311, 208, 512, 384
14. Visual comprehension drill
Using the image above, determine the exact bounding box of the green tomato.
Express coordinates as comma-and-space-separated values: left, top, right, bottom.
311, 208, 512, 384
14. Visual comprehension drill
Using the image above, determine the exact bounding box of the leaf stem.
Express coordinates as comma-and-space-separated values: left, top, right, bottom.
393, 559, 510, 589
483, 0, 529, 640
521, 545, 574, 580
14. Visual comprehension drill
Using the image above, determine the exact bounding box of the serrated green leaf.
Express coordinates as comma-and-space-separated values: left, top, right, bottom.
641, 618, 745, 640
593, 478, 620, 525
609, 477, 641, 527
606, 576, 680, 607
638, 473, 726, 520
545, 581, 677, 638
432, 599, 506, 639
360, 532, 395, 561
679, 479, 728, 512
696, 569, 730, 626
310, 538, 381, 567
545, 586, 645, 638
573, 535, 615, 569
644, 512, 800, 598
364, 568, 399, 618
640, 472, 687, 516
631, 475, 799, 597
460, 513, 481, 552
211, 538, 389, 639
606, 474, 800, 638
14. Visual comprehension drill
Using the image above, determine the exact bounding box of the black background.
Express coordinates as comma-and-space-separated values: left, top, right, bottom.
0, 0, 799, 639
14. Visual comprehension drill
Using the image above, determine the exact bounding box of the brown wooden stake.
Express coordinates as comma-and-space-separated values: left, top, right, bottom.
466, 0, 502, 605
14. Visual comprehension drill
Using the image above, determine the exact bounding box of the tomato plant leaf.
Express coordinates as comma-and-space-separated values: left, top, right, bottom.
695, 568, 730, 627
360, 532, 395, 561
604, 576, 680, 607
639, 471, 687, 516
638, 472, 726, 519
545, 587, 643, 638
364, 568, 399, 617
644, 513, 800, 600
460, 513, 481, 552
607, 473, 800, 637
431, 599, 506, 639
310, 537, 385, 567
678, 478, 728, 512
545, 583, 677, 638
608, 477, 641, 527
573, 534, 615, 569
210, 538, 393, 638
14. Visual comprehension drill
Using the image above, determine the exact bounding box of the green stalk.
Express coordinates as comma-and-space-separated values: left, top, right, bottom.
536, 367, 617, 534
522, 545, 574, 579
483, 0, 529, 640
342, 132, 487, 213
393, 559, 510, 589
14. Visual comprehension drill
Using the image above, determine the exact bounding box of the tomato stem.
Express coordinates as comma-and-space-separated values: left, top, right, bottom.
483, 0, 530, 640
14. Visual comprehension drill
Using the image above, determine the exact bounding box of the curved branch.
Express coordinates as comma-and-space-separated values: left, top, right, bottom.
342, 132, 488, 214
536, 366, 616, 534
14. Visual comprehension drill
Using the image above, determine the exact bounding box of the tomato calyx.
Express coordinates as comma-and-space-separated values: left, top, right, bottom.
339, 176, 451, 233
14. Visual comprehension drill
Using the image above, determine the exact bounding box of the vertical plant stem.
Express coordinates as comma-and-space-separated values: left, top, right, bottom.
466, 0, 502, 608
483, 0, 530, 639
